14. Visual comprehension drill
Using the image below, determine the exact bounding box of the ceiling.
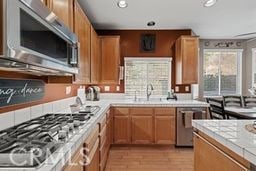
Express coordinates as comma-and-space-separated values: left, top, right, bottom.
78, 0, 256, 39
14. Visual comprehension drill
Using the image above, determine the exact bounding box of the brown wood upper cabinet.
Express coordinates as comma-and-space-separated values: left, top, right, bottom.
175, 36, 199, 84
100, 36, 121, 84
47, 0, 74, 31
90, 27, 101, 84
74, 1, 91, 84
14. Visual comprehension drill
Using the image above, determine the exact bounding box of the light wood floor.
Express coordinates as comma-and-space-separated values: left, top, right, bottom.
105, 146, 194, 171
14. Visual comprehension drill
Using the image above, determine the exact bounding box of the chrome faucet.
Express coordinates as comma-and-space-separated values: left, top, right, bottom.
146, 84, 154, 101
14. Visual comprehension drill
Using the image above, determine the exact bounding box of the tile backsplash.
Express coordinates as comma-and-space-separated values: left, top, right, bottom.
0, 97, 76, 131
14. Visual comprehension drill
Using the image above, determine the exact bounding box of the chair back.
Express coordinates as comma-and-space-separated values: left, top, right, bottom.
223, 96, 243, 107
243, 96, 256, 107
206, 98, 226, 119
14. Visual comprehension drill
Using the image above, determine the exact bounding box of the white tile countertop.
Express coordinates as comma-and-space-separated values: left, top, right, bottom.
97, 99, 209, 107
0, 98, 208, 171
192, 120, 256, 166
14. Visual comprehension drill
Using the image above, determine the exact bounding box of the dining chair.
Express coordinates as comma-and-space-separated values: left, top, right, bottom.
223, 95, 243, 107
206, 98, 226, 119
243, 96, 256, 107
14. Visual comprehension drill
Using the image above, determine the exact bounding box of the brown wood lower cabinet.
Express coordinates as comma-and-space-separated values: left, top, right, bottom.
63, 126, 100, 171
84, 126, 100, 171
113, 115, 130, 144
64, 107, 176, 171
194, 132, 250, 171
98, 110, 111, 171
85, 140, 99, 171
155, 116, 175, 144
113, 107, 176, 145
131, 116, 153, 144
63, 146, 84, 171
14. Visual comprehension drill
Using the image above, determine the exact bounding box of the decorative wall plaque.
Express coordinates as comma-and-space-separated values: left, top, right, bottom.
140, 34, 156, 52
0, 78, 45, 107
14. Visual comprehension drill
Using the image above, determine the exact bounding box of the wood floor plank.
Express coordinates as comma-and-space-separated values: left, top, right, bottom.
105, 146, 194, 171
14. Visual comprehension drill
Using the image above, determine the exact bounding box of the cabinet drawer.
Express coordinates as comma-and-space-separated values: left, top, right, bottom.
86, 138, 99, 163
63, 145, 84, 171
113, 108, 129, 115
98, 115, 106, 132
155, 108, 176, 116
100, 137, 108, 160
99, 135, 108, 169
130, 108, 153, 115
99, 124, 107, 148
100, 145, 108, 171
85, 126, 99, 154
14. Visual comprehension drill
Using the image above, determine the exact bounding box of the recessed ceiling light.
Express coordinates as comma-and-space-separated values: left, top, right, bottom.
117, 0, 128, 8
204, 0, 217, 7
147, 21, 156, 27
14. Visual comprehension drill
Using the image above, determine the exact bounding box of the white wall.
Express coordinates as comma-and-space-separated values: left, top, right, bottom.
243, 39, 256, 95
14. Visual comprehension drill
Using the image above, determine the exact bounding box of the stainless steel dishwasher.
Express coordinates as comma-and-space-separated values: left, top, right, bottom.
176, 107, 208, 147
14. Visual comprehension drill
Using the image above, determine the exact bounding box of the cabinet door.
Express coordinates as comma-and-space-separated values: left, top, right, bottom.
100, 36, 120, 84
86, 144, 100, 171
48, 0, 74, 31
176, 36, 199, 84
131, 116, 153, 144
63, 147, 84, 171
74, 1, 91, 84
194, 133, 248, 171
182, 37, 199, 84
113, 116, 130, 144
155, 116, 175, 144
90, 27, 100, 84
109, 111, 114, 145
106, 111, 111, 149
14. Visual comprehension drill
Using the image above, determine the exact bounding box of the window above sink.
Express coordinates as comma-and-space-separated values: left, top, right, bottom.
124, 57, 172, 98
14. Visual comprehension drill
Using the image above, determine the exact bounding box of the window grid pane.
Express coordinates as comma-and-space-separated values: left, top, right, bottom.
125, 58, 171, 97
203, 52, 220, 96
203, 50, 242, 96
220, 52, 238, 95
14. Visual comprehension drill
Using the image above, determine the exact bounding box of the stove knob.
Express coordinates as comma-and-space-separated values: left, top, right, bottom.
68, 123, 74, 131
74, 120, 81, 127
58, 130, 68, 140
62, 125, 69, 132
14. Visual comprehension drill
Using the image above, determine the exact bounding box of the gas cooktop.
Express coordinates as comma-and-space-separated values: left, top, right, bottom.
0, 106, 100, 167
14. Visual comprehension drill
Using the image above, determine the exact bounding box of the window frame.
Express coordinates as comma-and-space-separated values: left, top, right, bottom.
203, 49, 243, 97
124, 57, 172, 98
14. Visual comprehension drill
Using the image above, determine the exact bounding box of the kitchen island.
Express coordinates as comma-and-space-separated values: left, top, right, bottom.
193, 120, 256, 171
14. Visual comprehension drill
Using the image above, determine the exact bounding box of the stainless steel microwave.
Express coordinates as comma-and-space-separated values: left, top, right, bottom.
0, 0, 79, 75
